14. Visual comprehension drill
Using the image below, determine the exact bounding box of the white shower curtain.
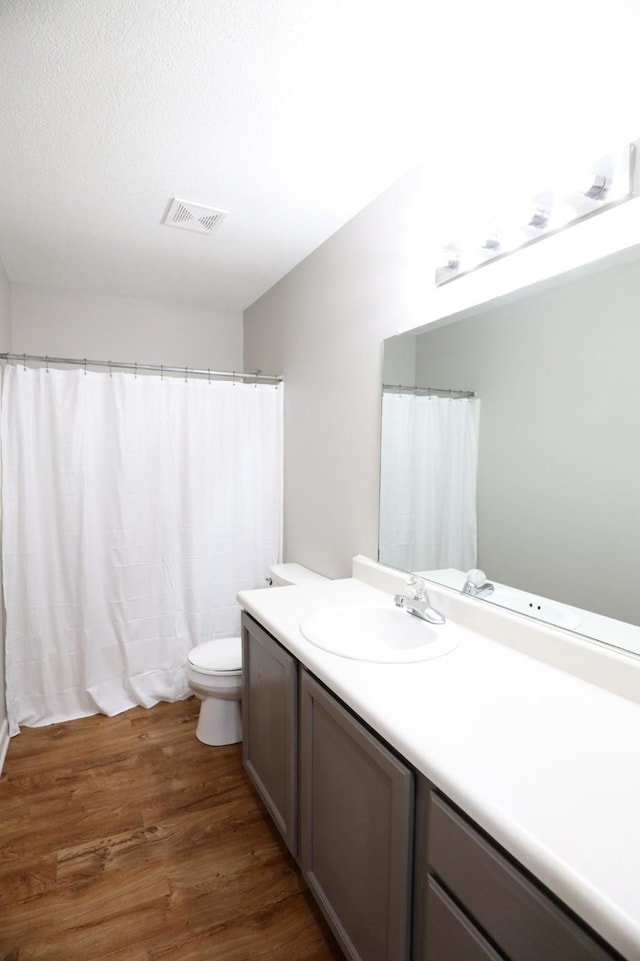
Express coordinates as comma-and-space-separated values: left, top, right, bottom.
1, 365, 282, 736
379, 392, 478, 574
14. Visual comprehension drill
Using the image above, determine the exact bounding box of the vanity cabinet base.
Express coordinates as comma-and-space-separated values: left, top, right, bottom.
241, 613, 299, 857
299, 670, 414, 961
416, 785, 624, 961
240, 612, 626, 961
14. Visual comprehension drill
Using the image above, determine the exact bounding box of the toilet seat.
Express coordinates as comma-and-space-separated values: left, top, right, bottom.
187, 637, 242, 675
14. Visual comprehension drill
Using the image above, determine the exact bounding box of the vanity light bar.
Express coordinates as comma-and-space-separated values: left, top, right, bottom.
435, 142, 638, 287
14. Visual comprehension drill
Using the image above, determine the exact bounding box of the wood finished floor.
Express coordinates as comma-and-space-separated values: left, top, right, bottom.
0, 698, 344, 961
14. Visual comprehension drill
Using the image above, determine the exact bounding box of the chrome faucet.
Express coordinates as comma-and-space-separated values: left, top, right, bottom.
394, 575, 446, 625
461, 568, 495, 598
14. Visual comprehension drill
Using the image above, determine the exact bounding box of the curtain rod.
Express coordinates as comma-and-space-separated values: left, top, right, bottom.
0, 352, 282, 384
383, 383, 475, 398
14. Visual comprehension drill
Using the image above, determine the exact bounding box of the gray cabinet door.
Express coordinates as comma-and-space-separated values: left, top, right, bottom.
300, 669, 414, 961
241, 612, 298, 857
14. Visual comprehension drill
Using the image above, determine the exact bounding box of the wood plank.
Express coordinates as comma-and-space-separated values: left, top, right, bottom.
0, 853, 57, 906
0, 698, 344, 961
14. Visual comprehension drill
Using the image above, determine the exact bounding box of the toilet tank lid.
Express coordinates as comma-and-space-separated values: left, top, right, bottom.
270, 563, 329, 586
187, 637, 242, 673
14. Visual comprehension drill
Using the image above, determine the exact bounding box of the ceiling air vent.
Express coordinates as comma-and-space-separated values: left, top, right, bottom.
162, 198, 228, 234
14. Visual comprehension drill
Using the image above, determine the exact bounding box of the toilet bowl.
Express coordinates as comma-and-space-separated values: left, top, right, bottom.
185, 637, 243, 746
186, 563, 329, 746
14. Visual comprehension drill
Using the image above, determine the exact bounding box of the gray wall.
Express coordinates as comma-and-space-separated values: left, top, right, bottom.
382, 332, 417, 387
244, 166, 431, 578
414, 257, 640, 624
11, 283, 243, 368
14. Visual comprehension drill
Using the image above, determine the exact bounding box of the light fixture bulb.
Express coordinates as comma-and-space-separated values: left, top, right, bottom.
527, 207, 549, 230
480, 234, 501, 254
437, 248, 460, 271
554, 167, 608, 201
580, 170, 607, 200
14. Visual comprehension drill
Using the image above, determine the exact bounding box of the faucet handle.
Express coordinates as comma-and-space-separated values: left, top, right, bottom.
461, 568, 495, 598
406, 575, 427, 600
464, 569, 488, 589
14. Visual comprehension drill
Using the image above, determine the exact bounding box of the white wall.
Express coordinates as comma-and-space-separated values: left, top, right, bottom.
0, 257, 9, 738
244, 166, 431, 578
11, 284, 243, 369
0, 258, 10, 352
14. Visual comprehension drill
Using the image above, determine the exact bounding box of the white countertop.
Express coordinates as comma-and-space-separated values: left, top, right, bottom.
238, 558, 640, 961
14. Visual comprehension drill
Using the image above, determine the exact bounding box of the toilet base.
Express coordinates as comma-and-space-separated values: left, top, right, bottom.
195, 694, 242, 746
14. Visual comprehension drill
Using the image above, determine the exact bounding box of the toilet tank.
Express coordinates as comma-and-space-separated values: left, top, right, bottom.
268, 563, 329, 587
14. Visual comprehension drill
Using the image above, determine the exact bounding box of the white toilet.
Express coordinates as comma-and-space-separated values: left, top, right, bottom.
185, 636, 244, 746
185, 562, 328, 745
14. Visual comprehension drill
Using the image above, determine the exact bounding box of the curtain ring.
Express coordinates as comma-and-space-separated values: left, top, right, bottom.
255, 369, 262, 388
208, 368, 211, 385
160, 364, 164, 381
22, 353, 26, 371
232, 371, 236, 387
184, 366, 188, 383
108, 360, 112, 378
83, 357, 87, 376
45, 356, 49, 373
134, 362, 138, 380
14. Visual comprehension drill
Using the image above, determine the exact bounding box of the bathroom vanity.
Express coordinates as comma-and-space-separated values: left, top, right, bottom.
237, 557, 640, 961
243, 612, 413, 960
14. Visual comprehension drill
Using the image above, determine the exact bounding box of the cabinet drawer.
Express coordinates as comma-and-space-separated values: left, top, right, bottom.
426, 877, 503, 961
428, 793, 618, 961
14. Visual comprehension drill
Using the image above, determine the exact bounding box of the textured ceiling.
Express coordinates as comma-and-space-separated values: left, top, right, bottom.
1, 0, 640, 312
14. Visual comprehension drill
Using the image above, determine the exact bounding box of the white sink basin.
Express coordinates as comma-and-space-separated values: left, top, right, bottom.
298, 603, 458, 663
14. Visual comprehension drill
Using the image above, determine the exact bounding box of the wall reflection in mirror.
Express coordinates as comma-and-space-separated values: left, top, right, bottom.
380, 244, 640, 658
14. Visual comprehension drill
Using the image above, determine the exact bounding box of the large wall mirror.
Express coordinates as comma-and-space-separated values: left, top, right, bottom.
379, 243, 640, 657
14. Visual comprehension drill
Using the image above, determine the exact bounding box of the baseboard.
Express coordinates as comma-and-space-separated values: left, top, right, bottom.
0, 717, 9, 777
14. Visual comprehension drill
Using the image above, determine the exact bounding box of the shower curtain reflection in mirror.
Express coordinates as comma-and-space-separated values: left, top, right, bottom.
379, 390, 479, 574
1, 365, 283, 736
